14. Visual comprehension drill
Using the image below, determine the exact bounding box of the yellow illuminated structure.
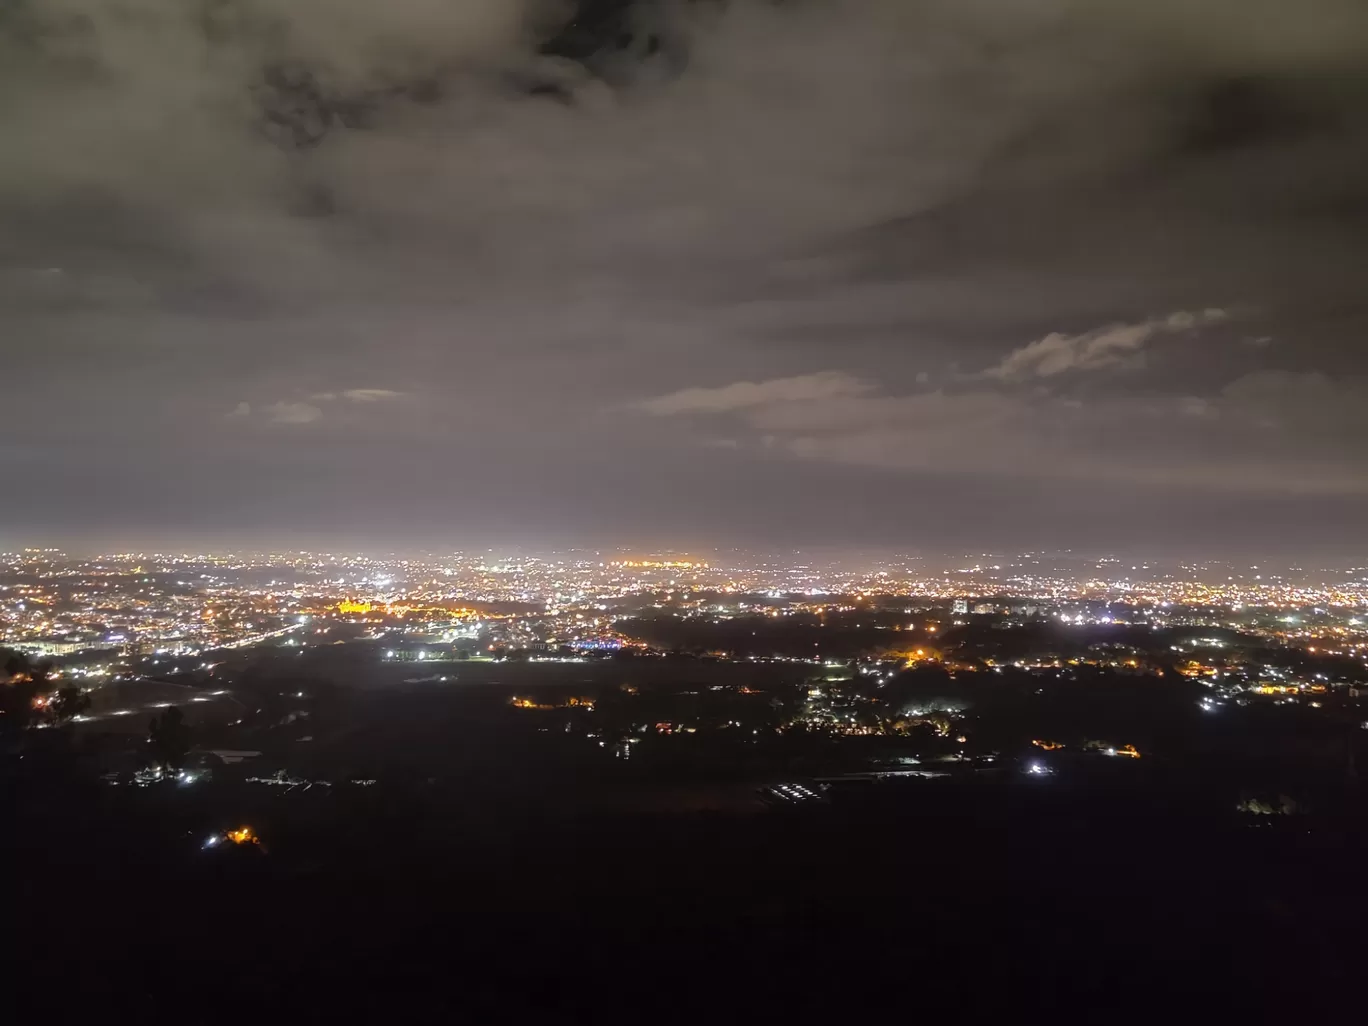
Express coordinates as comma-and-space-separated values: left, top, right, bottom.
337, 600, 372, 614
511, 696, 594, 710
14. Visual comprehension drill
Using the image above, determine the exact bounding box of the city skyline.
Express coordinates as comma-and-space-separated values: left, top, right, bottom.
4, 540, 1368, 575
7, 543, 1365, 729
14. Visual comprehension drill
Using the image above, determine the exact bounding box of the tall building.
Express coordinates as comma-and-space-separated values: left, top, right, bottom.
952, 599, 969, 615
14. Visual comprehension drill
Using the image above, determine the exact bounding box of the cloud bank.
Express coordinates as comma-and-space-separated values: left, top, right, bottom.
3, 1, 1368, 549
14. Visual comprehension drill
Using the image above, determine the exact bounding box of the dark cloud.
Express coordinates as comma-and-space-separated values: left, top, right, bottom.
2, 1, 1366, 555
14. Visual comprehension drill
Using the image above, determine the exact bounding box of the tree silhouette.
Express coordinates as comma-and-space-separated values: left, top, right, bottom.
148, 706, 190, 770
46, 686, 90, 727
0, 679, 39, 734
1, 649, 50, 734
3, 651, 53, 687
4, 650, 29, 680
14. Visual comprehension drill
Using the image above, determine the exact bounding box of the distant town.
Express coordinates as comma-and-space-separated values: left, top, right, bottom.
7, 546, 1367, 662
5, 546, 1366, 790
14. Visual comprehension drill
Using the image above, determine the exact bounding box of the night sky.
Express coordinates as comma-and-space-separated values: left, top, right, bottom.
3, 1, 1367, 556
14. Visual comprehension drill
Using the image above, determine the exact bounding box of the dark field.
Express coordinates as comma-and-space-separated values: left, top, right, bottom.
11, 653, 1368, 1022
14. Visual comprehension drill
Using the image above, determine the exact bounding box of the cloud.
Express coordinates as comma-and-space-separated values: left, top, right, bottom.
266, 401, 324, 424
643, 363, 1368, 496
637, 372, 872, 416
311, 388, 403, 402
771, 381, 1368, 495
1217, 370, 1368, 432
232, 389, 402, 425
983, 309, 1230, 381
338, 388, 404, 402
